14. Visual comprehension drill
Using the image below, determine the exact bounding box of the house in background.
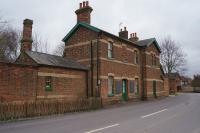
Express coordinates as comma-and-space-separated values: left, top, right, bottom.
0, 1, 169, 104
181, 76, 192, 87
168, 73, 182, 93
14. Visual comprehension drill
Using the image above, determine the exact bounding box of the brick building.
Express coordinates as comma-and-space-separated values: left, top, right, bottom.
63, 1, 168, 104
0, 19, 89, 102
0, 1, 169, 104
168, 73, 181, 94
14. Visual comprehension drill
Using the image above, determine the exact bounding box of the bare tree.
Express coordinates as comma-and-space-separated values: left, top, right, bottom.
160, 36, 187, 75
31, 32, 50, 53
0, 17, 20, 62
0, 16, 51, 62
53, 42, 65, 56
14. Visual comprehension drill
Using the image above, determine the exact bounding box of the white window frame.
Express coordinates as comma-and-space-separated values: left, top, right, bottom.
108, 42, 113, 59
108, 76, 114, 95
135, 78, 139, 95
134, 51, 139, 64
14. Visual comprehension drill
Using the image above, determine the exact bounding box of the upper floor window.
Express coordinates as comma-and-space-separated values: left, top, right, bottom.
134, 51, 139, 64
108, 42, 113, 59
151, 54, 157, 66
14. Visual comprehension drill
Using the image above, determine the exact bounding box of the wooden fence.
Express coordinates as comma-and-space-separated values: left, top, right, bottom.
0, 98, 102, 121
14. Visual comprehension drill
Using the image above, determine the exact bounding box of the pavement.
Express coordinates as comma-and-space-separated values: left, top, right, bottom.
0, 93, 200, 133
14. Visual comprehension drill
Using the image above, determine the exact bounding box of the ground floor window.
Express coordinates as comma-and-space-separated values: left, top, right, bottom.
153, 80, 157, 98
116, 80, 121, 94
108, 76, 114, 96
135, 78, 139, 95
45, 76, 52, 91
129, 80, 135, 93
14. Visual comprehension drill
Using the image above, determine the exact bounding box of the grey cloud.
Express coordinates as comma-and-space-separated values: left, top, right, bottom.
0, 0, 200, 77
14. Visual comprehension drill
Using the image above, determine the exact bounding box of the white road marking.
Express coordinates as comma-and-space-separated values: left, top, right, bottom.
85, 123, 120, 133
141, 109, 168, 118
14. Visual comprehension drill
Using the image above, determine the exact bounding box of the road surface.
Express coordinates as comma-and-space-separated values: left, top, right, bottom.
0, 93, 200, 133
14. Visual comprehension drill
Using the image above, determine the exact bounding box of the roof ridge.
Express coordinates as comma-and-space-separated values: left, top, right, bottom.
135, 38, 155, 42
26, 51, 81, 63
25, 51, 88, 70
26, 51, 66, 58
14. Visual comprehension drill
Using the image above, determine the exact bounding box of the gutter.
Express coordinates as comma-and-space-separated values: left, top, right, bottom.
90, 40, 94, 97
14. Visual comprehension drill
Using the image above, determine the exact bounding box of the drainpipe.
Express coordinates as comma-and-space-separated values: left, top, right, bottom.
141, 49, 147, 101
96, 33, 101, 97
90, 41, 94, 97
35, 66, 39, 101
86, 70, 89, 98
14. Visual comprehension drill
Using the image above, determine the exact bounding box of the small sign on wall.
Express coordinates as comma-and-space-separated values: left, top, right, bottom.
45, 76, 52, 91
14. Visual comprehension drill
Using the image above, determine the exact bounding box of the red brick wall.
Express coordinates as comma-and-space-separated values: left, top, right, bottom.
169, 77, 181, 94
0, 63, 37, 102
63, 26, 168, 104
98, 35, 142, 102
145, 43, 165, 97
64, 26, 99, 97
0, 62, 88, 102
15, 52, 37, 65
37, 67, 87, 100
164, 78, 169, 96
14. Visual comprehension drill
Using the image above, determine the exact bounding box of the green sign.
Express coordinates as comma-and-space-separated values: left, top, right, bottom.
45, 84, 52, 91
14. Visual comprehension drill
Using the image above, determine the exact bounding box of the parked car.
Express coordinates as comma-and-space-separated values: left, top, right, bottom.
193, 87, 200, 93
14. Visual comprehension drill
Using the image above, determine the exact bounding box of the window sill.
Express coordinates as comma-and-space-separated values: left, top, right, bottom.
107, 94, 114, 97
108, 57, 114, 60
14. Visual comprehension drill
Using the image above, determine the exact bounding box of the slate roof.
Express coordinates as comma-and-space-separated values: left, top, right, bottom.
168, 73, 181, 80
134, 38, 161, 52
25, 51, 88, 71
62, 22, 161, 53
135, 38, 155, 46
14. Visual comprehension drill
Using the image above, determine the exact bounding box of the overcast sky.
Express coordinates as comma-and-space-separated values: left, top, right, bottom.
0, 0, 200, 77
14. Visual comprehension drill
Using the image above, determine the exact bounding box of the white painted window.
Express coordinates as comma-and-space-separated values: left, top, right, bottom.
135, 78, 139, 95
134, 51, 139, 64
108, 42, 113, 59
108, 76, 114, 95
151, 54, 157, 66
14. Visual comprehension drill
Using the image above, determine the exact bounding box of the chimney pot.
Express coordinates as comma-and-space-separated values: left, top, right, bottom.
86, 1, 89, 6
129, 32, 139, 42
75, 1, 93, 24
83, 1, 86, 7
80, 3, 82, 8
119, 26, 128, 39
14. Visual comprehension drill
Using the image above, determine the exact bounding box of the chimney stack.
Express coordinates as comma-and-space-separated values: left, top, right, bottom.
75, 1, 93, 24
129, 32, 139, 42
119, 27, 128, 39
21, 19, 33, 52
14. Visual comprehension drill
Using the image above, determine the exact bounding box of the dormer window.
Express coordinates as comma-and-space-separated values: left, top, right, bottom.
108, 42, 113, 59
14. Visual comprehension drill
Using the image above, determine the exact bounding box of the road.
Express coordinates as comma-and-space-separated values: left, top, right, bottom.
0, 93, 200, 133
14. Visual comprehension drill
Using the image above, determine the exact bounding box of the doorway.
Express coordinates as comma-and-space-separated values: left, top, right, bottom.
153, 80, 157, 98
122, 79, 128, 101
